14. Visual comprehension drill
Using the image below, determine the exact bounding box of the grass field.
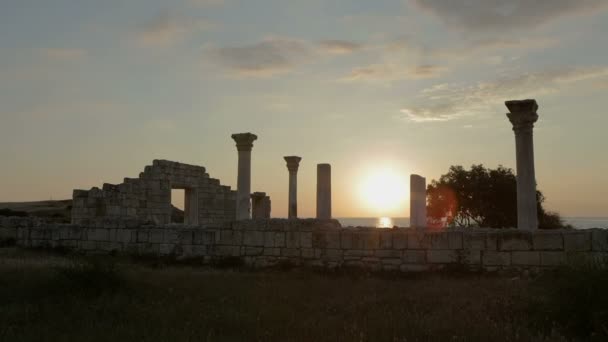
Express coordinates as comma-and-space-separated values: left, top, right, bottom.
1, 248, 607, 342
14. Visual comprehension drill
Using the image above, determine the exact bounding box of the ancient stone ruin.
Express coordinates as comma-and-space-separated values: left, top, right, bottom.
3, 99, 602, 272
71, 160, 237, 227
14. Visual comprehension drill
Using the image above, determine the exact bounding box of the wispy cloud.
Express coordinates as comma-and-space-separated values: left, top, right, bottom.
188, 0, 225, 6
207, 37, 361, 77
399, 67, 608, 123
317, 40, 362, 54
136, 11, 212, 47
42, 48, 88, 61
342, 63, 446, 82
410, 0, 608, 31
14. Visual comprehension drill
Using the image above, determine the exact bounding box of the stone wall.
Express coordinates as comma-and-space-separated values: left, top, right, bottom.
3, 217, 607, 272
71, 160, 237, 226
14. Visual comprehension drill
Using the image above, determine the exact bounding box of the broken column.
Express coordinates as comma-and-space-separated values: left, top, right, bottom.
506, 99, 539, 230
231, 133, 258, 220
316, 163, 332, 219
284, 156, 302, 219
410, 174, 427, 228
251, 192, 271, 219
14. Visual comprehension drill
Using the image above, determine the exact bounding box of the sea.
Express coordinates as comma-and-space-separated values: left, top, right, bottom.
336, 217, 608, 229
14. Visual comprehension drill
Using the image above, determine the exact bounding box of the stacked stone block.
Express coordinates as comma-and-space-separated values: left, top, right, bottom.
7, 216, 607, 273
71, 160, 237, 227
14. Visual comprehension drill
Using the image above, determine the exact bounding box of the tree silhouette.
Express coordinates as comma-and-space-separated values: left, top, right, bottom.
427, 165, 567, 229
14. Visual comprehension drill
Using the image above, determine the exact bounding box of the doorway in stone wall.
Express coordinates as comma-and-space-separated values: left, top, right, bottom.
171, 187, 198, 225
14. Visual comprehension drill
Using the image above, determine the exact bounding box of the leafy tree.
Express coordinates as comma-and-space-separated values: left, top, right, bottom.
426, 164, 567, 229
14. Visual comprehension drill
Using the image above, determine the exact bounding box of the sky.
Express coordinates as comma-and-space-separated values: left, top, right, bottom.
1, 0, 607, 218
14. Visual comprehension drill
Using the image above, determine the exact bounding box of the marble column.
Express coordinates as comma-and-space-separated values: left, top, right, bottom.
251, 192, 271, 219
231, 133, 258, 220
506, 99, 539, 230
284, 156, 302, 219
410, 174, 427, 228
316, 164, 332, 219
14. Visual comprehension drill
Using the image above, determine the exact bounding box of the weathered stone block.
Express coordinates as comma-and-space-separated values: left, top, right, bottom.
88, 228, 110, 241
281, 248, 301, 258
244, 246, 263, 256
427, 250, 456, 264
149, 229, 164, 243
482, 251, 510, 266
301, 248, 315, 259
340, 230, 353, 249
379, 231, 392, 249
591, 229, 608, 251
344, 249, 373, 257
533, 232, 563, 250
274, 232, 285, 247
214, 245, 240, 257
400, 264, 430, 272
263, 247, 281, 256
392, 231, 407, 249
402, 250, 426, 264
159, 244, 176, 255
220, 230, 242, 245
448, 232, 463, 249
375, 250, 401, 258
136, 230, 149, 243
381, 258, 401, 266
322, 249, 343, 262
286, 231, 301, 248
352, 231, 379, 250
243, 231, 265, 246
300, 232, 312, 248
511, 251, 541, 266
463, 231, 486, 250
194, 231, 216, 245
312, 231, 339, 249
540, 251, 566, 266
406, 231, 425, 249
564, 232, 591, 252
499, 231, 532, 251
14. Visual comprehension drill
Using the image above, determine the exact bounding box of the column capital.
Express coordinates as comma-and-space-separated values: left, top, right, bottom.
231, 133, 258, 151
250, 192, 266, 200
505, 99, 539, 134
284, 156, 302, 172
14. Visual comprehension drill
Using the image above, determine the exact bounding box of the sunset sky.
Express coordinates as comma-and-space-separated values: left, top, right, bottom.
1, 0, 607, 218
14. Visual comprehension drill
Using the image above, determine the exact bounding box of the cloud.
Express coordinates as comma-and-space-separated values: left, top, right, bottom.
42, 48, 87, 61
399, 66, 608, 122
317, 40, 362, 54
410, 0, 608, 31
207, 38, 361, 77
342, 63, 446, 82
209, 38, 310, 77
189, 0, 225, 6
137, 11, 212, 47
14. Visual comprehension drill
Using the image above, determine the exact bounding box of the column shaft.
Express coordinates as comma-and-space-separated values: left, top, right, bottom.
236, 150, 251, 220
514, 130, 538, 230
288, 171, 298, 219
316, 164, 332, 219
410, 175, 427, 228
506, 99, 539, 230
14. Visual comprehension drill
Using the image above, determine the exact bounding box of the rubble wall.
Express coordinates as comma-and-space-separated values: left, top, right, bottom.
71, 160, 237, 226
2, 217, 607, 272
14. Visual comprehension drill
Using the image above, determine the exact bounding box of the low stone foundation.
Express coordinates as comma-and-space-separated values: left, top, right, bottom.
1, 217, 607, 271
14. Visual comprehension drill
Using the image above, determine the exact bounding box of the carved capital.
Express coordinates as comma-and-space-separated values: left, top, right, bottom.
231, 133, 258, 151
505, 99, 538, 134
284, 156, 302, 173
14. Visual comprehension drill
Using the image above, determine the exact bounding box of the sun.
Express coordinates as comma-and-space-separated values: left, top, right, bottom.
358, 167, 408, 213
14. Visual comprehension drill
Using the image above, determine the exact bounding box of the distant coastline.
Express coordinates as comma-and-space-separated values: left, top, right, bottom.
337, 217, 608, 229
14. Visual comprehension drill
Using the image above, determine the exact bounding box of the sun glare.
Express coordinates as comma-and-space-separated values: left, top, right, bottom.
358, 167, 407, 213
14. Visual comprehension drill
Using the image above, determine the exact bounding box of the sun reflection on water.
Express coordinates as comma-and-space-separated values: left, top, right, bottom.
378, 217, 393, 228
